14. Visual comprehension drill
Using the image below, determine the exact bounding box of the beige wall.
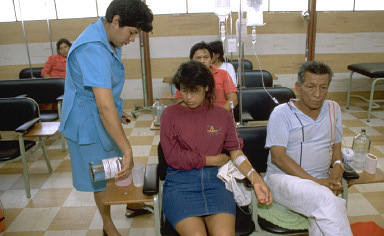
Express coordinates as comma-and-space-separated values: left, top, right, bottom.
0, 11, 383, 101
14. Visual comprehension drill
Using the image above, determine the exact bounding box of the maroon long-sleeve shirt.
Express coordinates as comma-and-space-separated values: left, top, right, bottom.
160, 102, 243, 171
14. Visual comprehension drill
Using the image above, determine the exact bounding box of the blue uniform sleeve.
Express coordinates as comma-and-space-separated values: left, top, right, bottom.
73, 42, 113, 89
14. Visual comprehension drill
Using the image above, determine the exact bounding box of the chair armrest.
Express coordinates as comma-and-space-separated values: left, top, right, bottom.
15, 118, 41, 133
14, 94, 28, 98
143, 163, 159, 195
56, 94, 64, 101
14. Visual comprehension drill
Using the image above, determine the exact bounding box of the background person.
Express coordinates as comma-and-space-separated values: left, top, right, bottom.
174, 41, 238, 113
161, 60, 272, 236
58, 0, 153, 235
41, 38, 72, 78
265, 61, 352, 236
209, 40, 237, 86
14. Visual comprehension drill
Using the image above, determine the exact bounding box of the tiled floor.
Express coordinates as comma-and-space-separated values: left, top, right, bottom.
0, 96, 384, 236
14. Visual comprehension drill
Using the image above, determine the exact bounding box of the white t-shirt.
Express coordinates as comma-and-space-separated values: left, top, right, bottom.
265, 100, 342, 179
219, 62, 237, 86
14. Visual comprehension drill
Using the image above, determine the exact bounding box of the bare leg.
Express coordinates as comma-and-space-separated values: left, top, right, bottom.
205, 213, 235, 236
94, 191, 120, 236
175, 217, 207, 236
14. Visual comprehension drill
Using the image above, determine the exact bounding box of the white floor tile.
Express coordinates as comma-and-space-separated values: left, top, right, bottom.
348, 127, 382, 136
130, 128, 156, 137
132, 145, 152, 157
1, 189, 35, 208
354, 182, 384, 192
361, 118, 384, 126
62, 189, 95, 207
0, 174, 20, 190
44, 230, 88, 236
42, 172, 73, 189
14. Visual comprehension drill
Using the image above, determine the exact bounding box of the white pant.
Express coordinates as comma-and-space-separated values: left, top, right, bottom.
264, 174, 353, 236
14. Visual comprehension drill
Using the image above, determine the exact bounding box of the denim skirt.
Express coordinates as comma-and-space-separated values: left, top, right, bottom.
162, 166, 236, 227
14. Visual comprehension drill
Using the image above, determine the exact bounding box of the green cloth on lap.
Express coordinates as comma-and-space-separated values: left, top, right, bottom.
258, 202, 310, 230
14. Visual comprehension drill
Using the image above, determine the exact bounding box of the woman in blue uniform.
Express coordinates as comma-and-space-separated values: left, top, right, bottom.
59, 0, 153, 235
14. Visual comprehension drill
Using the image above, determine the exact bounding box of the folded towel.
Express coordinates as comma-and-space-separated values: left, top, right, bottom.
217, 161, 252, 206
258, 202, 310, 230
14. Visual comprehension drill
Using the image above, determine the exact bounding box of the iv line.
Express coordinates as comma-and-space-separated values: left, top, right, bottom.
251, 29, 279, 105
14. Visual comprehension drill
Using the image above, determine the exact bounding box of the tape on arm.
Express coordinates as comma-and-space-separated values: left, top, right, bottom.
234, 155, 247, 167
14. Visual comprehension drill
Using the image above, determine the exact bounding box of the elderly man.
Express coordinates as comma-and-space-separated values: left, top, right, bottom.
265, 61, 353, 236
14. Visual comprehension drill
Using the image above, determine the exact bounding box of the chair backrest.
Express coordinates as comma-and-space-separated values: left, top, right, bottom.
19, 67, 43, 79
243, 70, 273, 87
229, 59, 253, 71
234, 87, 296, 121
0, 78, 65, 104
0, 97, 39, 131
237, 126, 269, 173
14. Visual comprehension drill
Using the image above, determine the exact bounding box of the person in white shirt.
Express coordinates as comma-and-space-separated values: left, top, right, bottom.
265, 61, 353, 236
209, 40, 237, 86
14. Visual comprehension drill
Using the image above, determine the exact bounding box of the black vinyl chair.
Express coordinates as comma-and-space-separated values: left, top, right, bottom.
236, 126, 309, 235
145, 143, 255, 236
234, 87, 296, 123
19, 67, 43, 79
0, 78, 65, 122
229, 59, 253, 72
243, 70, 273, 88
0, 97, 53, 198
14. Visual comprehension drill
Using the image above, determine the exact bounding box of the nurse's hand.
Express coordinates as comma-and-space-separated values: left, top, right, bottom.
115, 152, 134, 179
121, 111, 131, 124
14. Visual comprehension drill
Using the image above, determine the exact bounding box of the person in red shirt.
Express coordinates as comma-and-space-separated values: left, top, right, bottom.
41, 38, 72, 78
174, 41, 238, 112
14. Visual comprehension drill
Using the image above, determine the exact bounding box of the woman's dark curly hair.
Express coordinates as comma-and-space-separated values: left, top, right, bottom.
56, 38, 71, 53
173, 61, 215, 107
105, 0, 153, 32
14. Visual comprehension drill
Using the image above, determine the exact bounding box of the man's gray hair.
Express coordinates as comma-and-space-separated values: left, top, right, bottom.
297, 61, 333, 85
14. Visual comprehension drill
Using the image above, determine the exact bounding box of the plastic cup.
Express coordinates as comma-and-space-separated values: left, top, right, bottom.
132, 163, 145, 187
115, 173, 133, 187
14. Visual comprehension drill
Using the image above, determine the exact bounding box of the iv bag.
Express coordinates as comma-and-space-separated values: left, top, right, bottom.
246, 0, 265, 26
215, 0, 231, 22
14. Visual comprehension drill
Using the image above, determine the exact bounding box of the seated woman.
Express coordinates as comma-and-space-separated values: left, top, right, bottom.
41, 38, 72, 78
160, 60, 272, 236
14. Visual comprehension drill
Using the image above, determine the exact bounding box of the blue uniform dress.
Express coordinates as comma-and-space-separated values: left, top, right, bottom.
59, 17, 125, 192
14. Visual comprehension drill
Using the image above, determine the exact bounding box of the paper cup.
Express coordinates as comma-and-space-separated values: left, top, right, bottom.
364, 153, 378, 175
115, 173, 133, 186
132, 163, 145, 187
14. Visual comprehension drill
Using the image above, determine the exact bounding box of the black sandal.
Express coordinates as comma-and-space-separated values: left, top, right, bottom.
125, 206, 152, 218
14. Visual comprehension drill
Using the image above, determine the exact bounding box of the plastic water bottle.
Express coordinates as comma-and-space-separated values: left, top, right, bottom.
89, 157, 123, 182
152, 99, 164, 126
352, 129, 371, 173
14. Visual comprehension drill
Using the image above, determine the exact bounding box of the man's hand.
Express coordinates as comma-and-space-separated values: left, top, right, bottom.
315, 178, 344, 195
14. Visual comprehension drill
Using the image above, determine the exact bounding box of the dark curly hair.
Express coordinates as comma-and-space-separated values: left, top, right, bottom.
173, 61, 215, 107
56, 38, 71, 53
105, 0, 153, 32
189, 41, 213, 60
208, 40, 225, 62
